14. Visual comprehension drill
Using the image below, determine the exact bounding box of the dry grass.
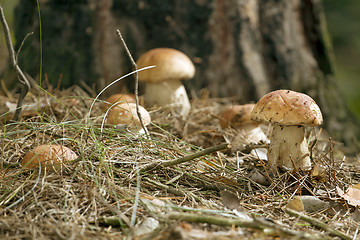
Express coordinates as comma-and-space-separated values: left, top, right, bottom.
1, 86, 360, 239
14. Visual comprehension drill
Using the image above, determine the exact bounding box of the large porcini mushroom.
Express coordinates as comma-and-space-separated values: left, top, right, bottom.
219, 104, 268, 145
100, 93, 136, 112
251, 90, 323, 172
136, 48, 195, 118
107, 102, 151, 134
22, 144, 78, 171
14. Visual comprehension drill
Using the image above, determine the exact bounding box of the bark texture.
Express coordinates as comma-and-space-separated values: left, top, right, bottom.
12, 0, 360, 151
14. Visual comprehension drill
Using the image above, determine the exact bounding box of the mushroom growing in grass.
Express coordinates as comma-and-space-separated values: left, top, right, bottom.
136, 48, 195, 118
251, 90, 323, 173
107, 102, 151, 135
100, 93, 139, 112
22, 145, 78, 171
219, 104, 268, 145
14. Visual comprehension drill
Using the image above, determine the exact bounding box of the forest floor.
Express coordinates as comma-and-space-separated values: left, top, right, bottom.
1, 85, 360, 240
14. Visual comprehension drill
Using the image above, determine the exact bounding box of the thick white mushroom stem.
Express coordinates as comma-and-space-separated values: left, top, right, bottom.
144, 80, 191, 118
268, 125, 311, 172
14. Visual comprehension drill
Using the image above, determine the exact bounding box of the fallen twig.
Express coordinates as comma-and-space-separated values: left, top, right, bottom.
116, 30, 147, 228
0, 4, 31, 121
140, 143, 229, 173
167, 212, 323, 239
116, 29, 149, 137
97, 216, 125, 227
144, 177, 186, 197
284, 207, 352, 240
143, 177, 210, 206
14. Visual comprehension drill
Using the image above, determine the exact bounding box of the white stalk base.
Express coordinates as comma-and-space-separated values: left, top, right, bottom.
268, 125, 311, 172
233, 124, 269, 145
144, 80, 191, 118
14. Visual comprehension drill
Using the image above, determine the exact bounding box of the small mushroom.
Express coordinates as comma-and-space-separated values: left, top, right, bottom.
136, 48, 195, 118
100, 93, 136, 112
22, 145, 78, 171
107, 102, 151, 134
219, 104, 268, 145
251, 90, 323, 172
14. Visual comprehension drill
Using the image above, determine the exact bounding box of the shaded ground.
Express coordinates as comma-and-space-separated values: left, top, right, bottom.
1, 86, 360, 239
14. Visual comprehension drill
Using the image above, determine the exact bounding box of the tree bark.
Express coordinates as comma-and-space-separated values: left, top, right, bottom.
12, 0, 360, 152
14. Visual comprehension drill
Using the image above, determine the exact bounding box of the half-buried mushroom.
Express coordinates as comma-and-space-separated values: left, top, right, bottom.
107, 102, 151, 135
220, 103, 268, 145
100, 93, 136, 112
22, 145, 78, 171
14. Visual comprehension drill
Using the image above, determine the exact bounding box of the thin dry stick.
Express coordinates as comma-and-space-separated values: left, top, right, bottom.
141, 143, 229, 172
116, 29, 149, 136
144, 177, 186, 197
284, 208, 352, 240
16, 32, 34, 63
169, 212, 261, 229
0, 4, 31, 121
116, 29, 146, 228
167, 212, 322, 239
144, 177, 210, 206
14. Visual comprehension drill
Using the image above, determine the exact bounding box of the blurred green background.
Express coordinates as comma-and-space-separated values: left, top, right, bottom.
1, 0, 359, 119
323, 0, 360, 119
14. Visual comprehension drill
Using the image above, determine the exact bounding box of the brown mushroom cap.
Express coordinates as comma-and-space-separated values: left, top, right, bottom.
107, 103, 151, 128
251, 89, 323, 126
22, 145, 78, 170
101, 93, 136, 112
136, 48, 195, 83
220, 104, 258, 129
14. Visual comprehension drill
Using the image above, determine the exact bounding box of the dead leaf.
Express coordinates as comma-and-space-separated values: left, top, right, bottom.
249, 168, 270, 186
300, 196, 330, 212
220, 189, 243, 211
351, 208, 360, 222
311, 165, 327, 183
337, 185, 360, 207
250, 148, 268, 161
286, 196, 304, 212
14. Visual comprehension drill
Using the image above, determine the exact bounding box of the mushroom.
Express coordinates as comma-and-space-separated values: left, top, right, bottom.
107, 102, 151, 135
136, 48, 195, 118
100, 93, 136, 112
219, 103, 268, 145
251, 90, 323, 172
22, 144, 78, 171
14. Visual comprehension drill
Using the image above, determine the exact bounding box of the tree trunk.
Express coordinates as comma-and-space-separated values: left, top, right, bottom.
12, 0, 360, 152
